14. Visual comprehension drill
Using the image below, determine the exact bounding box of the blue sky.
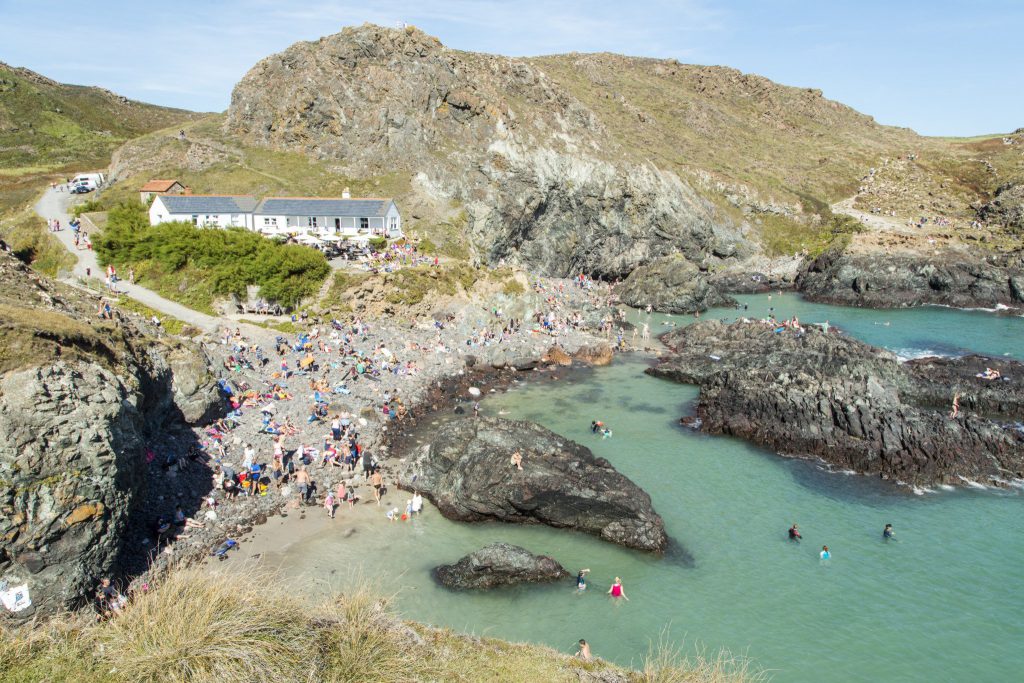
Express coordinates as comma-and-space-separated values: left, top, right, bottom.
0, 0, 1020, 136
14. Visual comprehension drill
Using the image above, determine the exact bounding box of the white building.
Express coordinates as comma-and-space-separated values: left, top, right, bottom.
149, 195, 258, 229
253, 196, 402, 239
148, 192, 403, 241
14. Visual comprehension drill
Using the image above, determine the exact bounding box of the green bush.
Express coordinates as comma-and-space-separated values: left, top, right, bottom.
95, 203, 329, 310
368, 236, 387, 250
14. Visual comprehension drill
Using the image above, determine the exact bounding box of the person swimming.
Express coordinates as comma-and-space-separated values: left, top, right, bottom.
576, 568, 590, 591
883, 524, 895, 541
601, 428, 612, 439
820, 545, 831, 560
788, 524, 802, 542
607, 577, 629, 600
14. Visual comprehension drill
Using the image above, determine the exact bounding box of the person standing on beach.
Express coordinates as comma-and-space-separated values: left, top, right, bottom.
371, 468, 384, 505
294, 466, 312, 504
607, 577, 629, 600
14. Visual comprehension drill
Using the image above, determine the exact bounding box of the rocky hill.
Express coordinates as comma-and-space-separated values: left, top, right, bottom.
221, 24, 932, 278
0, 252, 220, 618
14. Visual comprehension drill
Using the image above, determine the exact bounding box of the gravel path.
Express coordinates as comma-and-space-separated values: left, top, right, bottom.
34, 187, 221, 332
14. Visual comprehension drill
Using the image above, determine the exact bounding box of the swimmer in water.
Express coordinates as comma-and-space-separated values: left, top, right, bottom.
576, 639, 592, 660
788, 524, 802, 542
602, 428, 612, 439
607, 577, 629, 600
883, 524, 895, 541
576, 568, 590, 591
820, 545, 831, 560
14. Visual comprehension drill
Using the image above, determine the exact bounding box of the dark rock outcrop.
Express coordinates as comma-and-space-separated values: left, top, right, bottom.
977, 182, 1024, 232
433, 543, 568, 589
397, 417, 668, 551
649, 320, 1024, 487
0, 253, 221, 619
797, 247, 1024, 310
616, 255, 736, 313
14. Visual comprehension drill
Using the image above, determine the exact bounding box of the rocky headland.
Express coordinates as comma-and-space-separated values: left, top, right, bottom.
433, 542, 569, 590
397, 417, 668, 551
797, 247, 1024, 311
649, 319, 1024, 488
0, 253, 221, 618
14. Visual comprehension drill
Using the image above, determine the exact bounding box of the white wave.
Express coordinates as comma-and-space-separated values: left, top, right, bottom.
938, 484, 956, 491
957, 476, 990, 490
893, 347, 954, 362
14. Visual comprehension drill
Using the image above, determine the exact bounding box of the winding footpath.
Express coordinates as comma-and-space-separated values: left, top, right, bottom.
35, 188, 220, 332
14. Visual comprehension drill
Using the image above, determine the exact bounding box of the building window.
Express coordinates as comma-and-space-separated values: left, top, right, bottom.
263, 217, 277, 227
191, 215, 198, 225
389, 217, 398, 231
360, 217, 369, 230
308, 216, 318, 228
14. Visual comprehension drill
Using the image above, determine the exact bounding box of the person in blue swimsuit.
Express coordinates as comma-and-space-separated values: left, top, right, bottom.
576, 568, 590, 591
820, 545, 831, 560
883, 524, 895, 541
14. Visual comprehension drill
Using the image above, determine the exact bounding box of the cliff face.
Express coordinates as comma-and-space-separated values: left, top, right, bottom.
0, 254, 220, 618
225, 25, 750, 278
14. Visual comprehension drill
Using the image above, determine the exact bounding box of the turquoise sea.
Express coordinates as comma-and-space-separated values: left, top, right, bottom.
267, 293, 1024, 682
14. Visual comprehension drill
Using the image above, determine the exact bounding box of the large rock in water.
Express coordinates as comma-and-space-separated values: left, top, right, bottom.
649, 320, 1024, 487
398, 417, 668, 551
797, 246, 1024, 311
617, 255, 736, 313
434, 543, 568, 589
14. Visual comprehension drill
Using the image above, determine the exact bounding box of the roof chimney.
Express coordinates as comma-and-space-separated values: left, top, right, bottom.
342, 187, 351, 199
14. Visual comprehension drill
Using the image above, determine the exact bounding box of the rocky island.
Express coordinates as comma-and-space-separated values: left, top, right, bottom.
649, 319, 1024, 487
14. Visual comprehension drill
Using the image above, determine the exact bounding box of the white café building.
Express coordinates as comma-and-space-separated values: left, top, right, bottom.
253, 195, 402, 239
149, 189, 402, 241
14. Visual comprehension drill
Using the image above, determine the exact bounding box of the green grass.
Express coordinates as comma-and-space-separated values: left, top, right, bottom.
115, 297, 191, 336
0, 208, 75, 277
0, 565, 760, 683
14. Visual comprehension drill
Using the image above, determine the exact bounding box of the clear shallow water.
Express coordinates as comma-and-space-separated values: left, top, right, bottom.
266, 296, 1024, 682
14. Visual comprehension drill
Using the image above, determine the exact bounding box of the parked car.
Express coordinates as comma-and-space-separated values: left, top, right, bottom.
70, 185, 93, 194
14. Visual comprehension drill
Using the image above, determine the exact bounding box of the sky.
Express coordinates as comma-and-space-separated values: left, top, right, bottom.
0, 0, 1020, 137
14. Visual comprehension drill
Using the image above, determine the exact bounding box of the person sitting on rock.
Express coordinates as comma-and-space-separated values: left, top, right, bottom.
510, 450, 524, 471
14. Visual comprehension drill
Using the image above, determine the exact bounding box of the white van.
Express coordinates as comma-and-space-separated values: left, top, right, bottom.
71, 173, 105, 189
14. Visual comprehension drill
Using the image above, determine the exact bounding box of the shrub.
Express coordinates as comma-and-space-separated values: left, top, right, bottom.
368, 236, 387, 250
95, 203, 330, 310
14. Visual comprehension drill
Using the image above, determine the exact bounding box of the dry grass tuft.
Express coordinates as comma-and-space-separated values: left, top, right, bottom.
640, 630, 766, 683
98, 564, 315, 683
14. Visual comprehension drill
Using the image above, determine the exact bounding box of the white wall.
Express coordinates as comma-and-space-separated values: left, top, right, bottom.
149, 199, 252, 229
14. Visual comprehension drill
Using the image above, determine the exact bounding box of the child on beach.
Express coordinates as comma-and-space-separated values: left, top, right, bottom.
324, 491, 336, 518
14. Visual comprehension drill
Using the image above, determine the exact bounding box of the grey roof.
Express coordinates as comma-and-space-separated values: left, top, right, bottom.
158, 195, 258, 214
255, 197, 393, 217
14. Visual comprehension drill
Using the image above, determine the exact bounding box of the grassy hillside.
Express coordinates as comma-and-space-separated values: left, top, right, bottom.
0, 565, 758, 683
0, 62, 200, 275
0, 62, 200, 173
